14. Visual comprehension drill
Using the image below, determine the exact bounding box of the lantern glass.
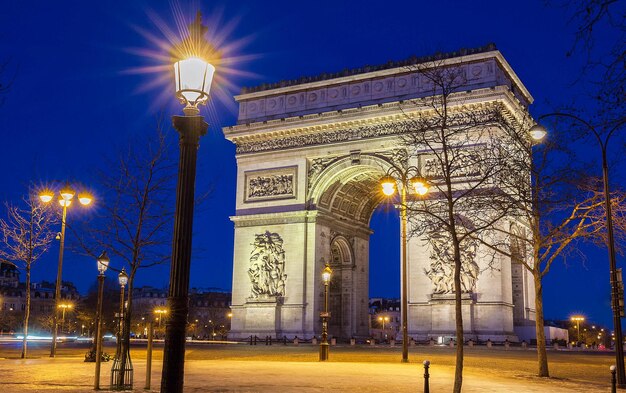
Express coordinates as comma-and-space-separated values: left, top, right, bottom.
39, 191, 54, 203
78, 193, 93, 206
410, 177, 429, 196
380, 176, 396, 196
119, 268, 128, 286
174, 57, 216, 107
529, 124, 547, 142
97, 251, 110, 274
60, 188, 75, 201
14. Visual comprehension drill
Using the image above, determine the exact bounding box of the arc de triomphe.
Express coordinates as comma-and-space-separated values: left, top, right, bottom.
223, 45, 536, 342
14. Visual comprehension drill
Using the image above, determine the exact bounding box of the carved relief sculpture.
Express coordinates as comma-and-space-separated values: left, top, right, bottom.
425, 232, 479, 294
244, 166, 297, 202
248, 231, 288, 298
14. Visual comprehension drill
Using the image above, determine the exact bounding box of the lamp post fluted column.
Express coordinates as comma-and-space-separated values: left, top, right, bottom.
399, 182, 409, 362
160, 114, 207, 393
50, 202, 67, 357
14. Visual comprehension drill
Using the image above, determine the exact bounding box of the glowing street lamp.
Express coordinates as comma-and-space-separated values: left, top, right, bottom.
319, 263, 332, 361
571, 315, 585, 343
154, 308, 168, 328
58, 303, 73, 334
378, 316, 390, 331
160, 11, 220, 393
40, 185, 93, 357
380, 169, 429, 363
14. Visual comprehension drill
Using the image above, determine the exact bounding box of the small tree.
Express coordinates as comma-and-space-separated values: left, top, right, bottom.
75, 122, 178, 381
0, 196, 57, 358
399, 60, 522, 392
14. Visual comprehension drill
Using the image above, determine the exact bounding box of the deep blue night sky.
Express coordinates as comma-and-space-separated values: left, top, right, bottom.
0, 1, 622, 326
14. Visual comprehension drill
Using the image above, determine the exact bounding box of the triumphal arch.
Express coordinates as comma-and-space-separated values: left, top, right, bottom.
224, 45, 536, 341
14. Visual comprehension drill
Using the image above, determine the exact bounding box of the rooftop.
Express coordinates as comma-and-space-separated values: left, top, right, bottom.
241, 43, 497, 94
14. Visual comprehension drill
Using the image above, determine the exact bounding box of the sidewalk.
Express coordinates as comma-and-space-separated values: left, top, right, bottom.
0, 356, 611, 392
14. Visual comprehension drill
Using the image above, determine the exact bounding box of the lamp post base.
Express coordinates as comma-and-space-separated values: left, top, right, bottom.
319, 342, 329, 361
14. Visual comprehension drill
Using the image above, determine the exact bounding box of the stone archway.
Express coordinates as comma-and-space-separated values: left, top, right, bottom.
225, 47, 536, 341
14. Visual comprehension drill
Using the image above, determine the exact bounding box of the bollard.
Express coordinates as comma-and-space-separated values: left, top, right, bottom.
504, 339, 510, 350
611, 365, 617, 393
468, 339, 474, 347
254, 335, 257, 345
350, 338, 356, 346
283, 336, 287, 345
429, 338, 435, 346
390, 339, 395, 347
250, 335, 253, 345
269, 336, 272, 345
423, 360, 431, 393
449, 339, 454, 348
330, 337, 336, 346
521, 340, 527, 349
487, 339, 492, 348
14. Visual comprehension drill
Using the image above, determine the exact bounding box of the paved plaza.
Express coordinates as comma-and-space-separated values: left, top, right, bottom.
0, 342, 618, 392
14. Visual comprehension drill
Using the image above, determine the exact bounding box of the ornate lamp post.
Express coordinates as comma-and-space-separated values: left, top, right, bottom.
111, 267, 132, 390
380, 171, 429, 363
94, 251, 109, 390
40, 185, 92, 357
161, 11, 217, 393
532, 114, 625, 386
319, 263, 332, 361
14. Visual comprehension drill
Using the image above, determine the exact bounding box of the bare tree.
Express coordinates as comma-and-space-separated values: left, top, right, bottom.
0, 195, 57, 358
399, 61, 523, 392
75, 120, 178, 380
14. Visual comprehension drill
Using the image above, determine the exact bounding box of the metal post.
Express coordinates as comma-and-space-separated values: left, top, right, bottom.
160, 115, 207, 393
145, 322, 153, 390
423, 360, 430, 393
603, 148, 626, 388
400, 184, 409, 363
50, 203, 67, 357
612, 365, 617, 393
94, 273, 105, 390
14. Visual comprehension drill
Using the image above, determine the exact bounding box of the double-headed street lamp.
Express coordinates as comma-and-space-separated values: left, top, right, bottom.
319, 263, 332, 361
58, 303, 73, 334
40, 185, 93, 357
380, 170, 429, 363
532, 114, 625, 386
94, 251, 109, 390
378, 316, 390, 338
571, 315, 585, 343
154, 308, 168, 329
161, 11, 217, 393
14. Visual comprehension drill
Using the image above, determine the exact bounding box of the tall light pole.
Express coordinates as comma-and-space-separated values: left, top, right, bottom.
154, 308, 168, 329
161, 11, 217, 393
94, 251, 109, 390
380, 171, 429, 363
533, 114, 625, 386
319, 263, 332, 361
40, 185, 92, 357
571, 315, 585, 343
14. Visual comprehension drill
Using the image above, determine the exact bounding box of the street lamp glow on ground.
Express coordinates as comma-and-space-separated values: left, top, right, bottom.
380, 170, 429, 363
533, 113, 625, 387
40, 185, 92, 357
161, 11, 218, 393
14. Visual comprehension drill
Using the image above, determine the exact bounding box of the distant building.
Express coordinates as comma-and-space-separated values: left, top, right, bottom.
369, 298, 400, 341
0, 263, 80, 332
